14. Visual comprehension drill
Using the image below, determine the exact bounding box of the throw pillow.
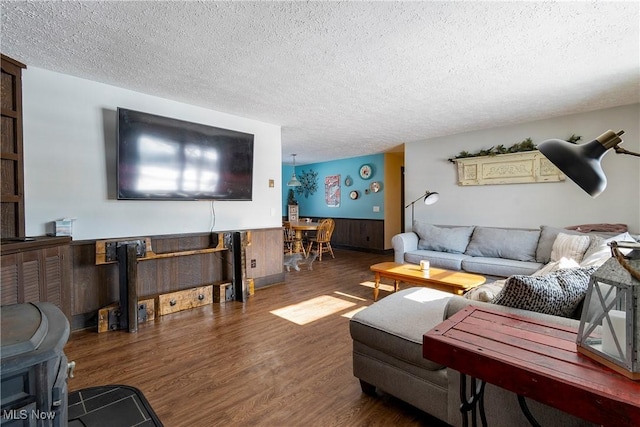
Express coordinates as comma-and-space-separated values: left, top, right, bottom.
550, 233, 591, 263
464, 280, 506, 302
492, 266, 598, 318
536, 226, 587, 263
413, 222, 475, 254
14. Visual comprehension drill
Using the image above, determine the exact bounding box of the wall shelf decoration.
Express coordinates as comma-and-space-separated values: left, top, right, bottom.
452, 150, 565, 186
359, 164, 373, 179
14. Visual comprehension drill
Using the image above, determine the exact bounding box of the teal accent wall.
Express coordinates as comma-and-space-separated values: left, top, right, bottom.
282, 154, 385, 220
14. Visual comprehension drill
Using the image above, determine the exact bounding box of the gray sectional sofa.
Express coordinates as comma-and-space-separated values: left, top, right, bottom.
351, 224, 638, 427
350, 288, 595, 427
392, 223, 562, 278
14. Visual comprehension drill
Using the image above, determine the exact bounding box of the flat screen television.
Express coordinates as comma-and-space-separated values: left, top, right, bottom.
117, 108, 254, 200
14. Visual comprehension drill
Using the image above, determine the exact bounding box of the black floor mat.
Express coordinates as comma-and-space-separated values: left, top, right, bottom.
68, 385, 163, 427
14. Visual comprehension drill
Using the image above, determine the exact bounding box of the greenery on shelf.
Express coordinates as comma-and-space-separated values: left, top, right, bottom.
448, 134, 582, 162
296, 169, 318, 198
566, 134, 582, 144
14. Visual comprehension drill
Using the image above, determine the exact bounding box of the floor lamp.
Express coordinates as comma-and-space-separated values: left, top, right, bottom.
405, 190, 439, 226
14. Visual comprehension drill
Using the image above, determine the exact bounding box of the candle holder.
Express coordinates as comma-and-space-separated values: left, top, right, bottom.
576, 242, 640, 380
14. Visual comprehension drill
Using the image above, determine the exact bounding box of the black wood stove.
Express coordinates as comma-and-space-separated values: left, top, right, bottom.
1, 302, 70, 427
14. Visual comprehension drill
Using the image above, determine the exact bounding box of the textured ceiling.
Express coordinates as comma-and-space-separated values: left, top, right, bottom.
1, 1, 639, 165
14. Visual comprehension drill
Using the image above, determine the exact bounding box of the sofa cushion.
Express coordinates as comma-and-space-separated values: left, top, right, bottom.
350, 287, 453, 371
405, 250, 470, 271
536, 226, 589, 263
550, 233, 591, 263
464, 226, 540, 262
492, 266, 598, 318
413, 222, 475, 254
461, 257, 543, 277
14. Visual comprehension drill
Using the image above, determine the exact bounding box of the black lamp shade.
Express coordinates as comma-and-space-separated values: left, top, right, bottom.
539, 130, 626, 198
538, 137, 609, 197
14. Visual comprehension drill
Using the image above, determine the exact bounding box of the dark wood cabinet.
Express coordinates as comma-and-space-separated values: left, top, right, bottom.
245, 228, 284, 288
1, 237, 72, 321
1, 54, 26, 239
331, 218, 385, 252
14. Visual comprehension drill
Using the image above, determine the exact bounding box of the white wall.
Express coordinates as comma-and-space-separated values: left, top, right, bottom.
405, 104, 640, 233
22, 67, 283, 240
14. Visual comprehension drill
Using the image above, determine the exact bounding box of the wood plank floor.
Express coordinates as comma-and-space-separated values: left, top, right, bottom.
65, 249, 451, 427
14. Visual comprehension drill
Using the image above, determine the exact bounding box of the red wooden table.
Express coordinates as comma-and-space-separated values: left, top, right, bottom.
423, 305, 640, 427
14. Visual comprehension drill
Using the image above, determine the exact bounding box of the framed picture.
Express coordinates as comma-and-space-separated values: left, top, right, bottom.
325, 175, 341, 207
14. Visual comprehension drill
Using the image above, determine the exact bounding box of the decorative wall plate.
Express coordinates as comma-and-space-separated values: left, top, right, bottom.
349, 190, 359, 200
344, 175, 353, 187
359, 164, 373, 179
369, 181, 382, 193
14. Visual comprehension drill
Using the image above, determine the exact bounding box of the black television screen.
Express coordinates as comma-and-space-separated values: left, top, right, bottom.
117, 108, 254, 200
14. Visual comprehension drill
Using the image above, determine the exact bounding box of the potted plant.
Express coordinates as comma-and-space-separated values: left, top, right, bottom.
287, 189, 298, 206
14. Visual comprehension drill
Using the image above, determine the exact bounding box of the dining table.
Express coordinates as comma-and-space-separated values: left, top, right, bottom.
287, 220, 320, 254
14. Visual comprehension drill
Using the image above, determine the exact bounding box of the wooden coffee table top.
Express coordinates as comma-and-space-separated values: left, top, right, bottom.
370, 262, 485, 300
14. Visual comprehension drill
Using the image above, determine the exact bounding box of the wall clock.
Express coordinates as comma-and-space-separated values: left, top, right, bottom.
369, 181, 381, 193
349, 190, 359, 200
359, 164, 373, 180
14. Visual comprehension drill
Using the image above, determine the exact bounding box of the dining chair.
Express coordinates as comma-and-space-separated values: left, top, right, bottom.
306, 218, 335, 261
301, 218, 317, 246
283, 223, 296, 254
